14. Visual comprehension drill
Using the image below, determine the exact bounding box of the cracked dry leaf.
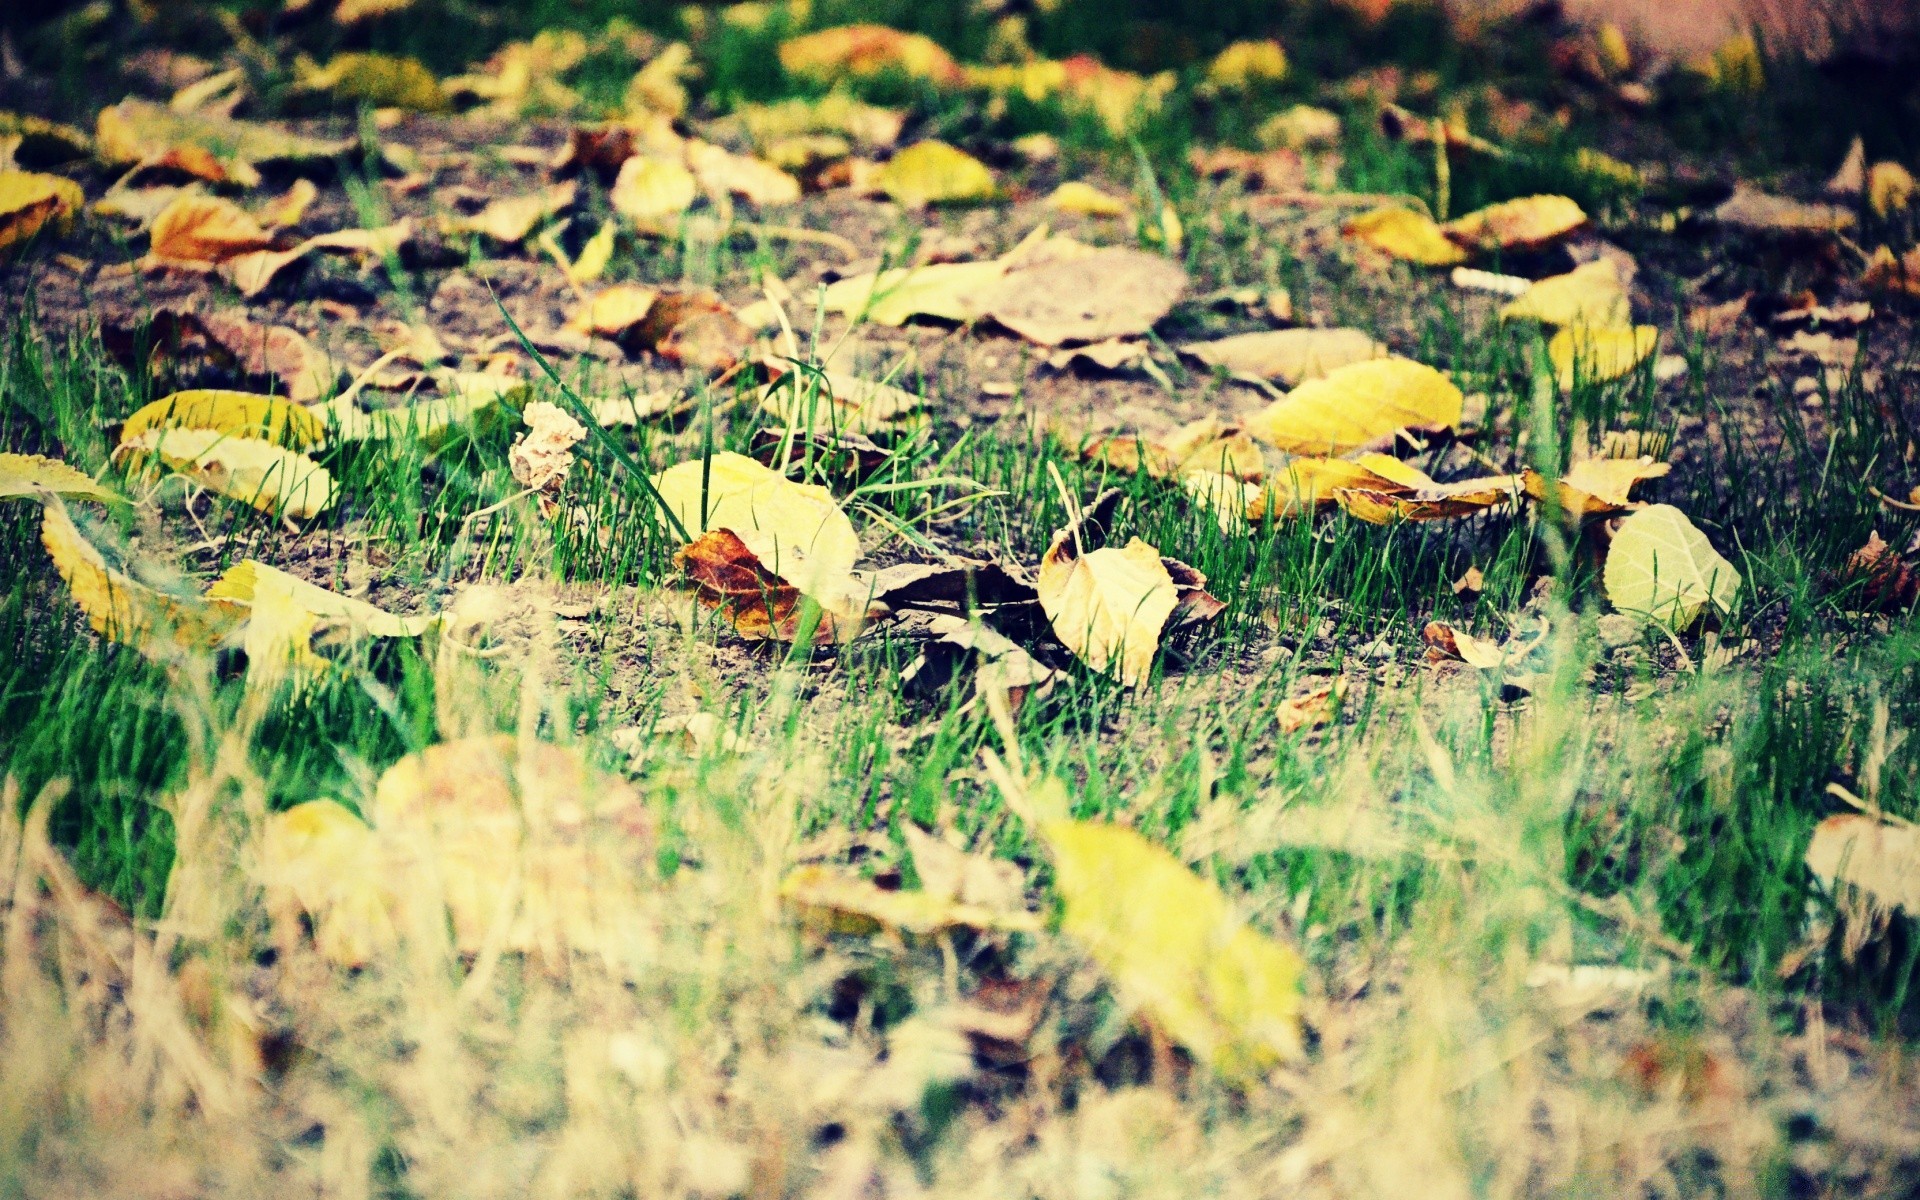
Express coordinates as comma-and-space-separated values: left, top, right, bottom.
609, 154, 697, 229
874, 141, 996, 208
1180, 327, 1387, 386
1521, 456, 1669, 517
1441, 194, 1587, 253
780, 863, 1039, 937
0, 169, 83, 256
985, 247, 1186, 346
1043, 818, 1305, 1080
115, 428, 335, 519
1805, 815, 1920, 917
1038, 534, 1182, 687
121, 389, 326, 450
760, 370, 925, 436
1344, 206, 1467, 266
0, 453, 124, 505
1549, 324, 1659, 389
653, 451, 860, 598
1499, 260, 1629, 329
1245, 357, 1463, 455
508, 401, 586, 493
1603, 504, 1741, 631
39, 498, 244, 654
95, 98, 353, 188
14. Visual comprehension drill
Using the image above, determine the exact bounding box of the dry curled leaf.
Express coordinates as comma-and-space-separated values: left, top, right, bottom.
450, 181, 577, 244
654, 451, 861, 600
120, 389, 325, 450
508, 401, 586, 493
1085, 416, 1263, 482
609, 154, 697, 229
1036, 499, 1217, 686
1838, 531, 1918, 612
95, 98, 353, 188
1332, 455, 1519, 523
147, 193, 277, 264
1521, 456, 1670, 518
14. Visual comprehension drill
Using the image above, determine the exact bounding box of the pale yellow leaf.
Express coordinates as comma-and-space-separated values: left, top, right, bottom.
652, 451, 860, 597
1499, 260, 1628, 329
1181, 327, 1386, 385
609, 155, 697, 229
0, 169, 82, 255
1344, 206, 1466, 266
38, 498, 244, 654
1046, 180, 1129, 217
1603, 504, 1741, 630
115, 428, 335, 519
1521, 456, 1669, 517
120, 389, 326, 450
1037, 535, 1178, 687
260, 801, 397, 966
1548, 324, 1659, 389
1441, 194, 1587, 252
685, 139, 801, 207
1805, 815, 1920, 915
760, 370, 925, 436
0, 453, 124, 504
780, 864, 1039, 936
984, 247, 1186, 346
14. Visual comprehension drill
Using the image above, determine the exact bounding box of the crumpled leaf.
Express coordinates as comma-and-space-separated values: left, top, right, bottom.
185, 311, 341, 404
1603, 504, 1741, 630
1245, 357, 1463, 455
1521, 455, 1669, 517
219, 219, 415, 298
115, 428, 336, 519
902, 613, 1062, 708
779, 24, 964, 87
1332, 455, 1519, 523
120, 389, 325, 450
0, 453, 121, 505
1441, 194, 1587, 252
1549, 324, 1659, 388
873, 141, 996, 208
38, 498, 245, 654
1423, 615, 1548, 671
1344, 206, 1467, 266
984, 247, 1186, 346
1180, 327, 1386, 386
1043, 818, 1305, 1079
780, 862, 1039, 936
0, 169, 83, 256
1838, 531, 1919, 612
653, 451, 861, 600
95, 98, 353, 188
760, 369, 926, 436
1806, 814, 1920, 919
1499, 260, 1628, 329
609, 154, 697, 229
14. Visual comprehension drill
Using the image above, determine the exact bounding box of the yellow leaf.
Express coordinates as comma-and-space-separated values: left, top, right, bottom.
254, 178, 318, 228
1043, 819, 1304, 1079
0, 452, 123, 504
1548, 324, 1659, 389
311, 370, 526, 444
120, 389, 326, 450
652, 451, 861, 598
779, 864, 1039, 936
567, 283, 660, 338
261, 801, 397, 966
0, 169, 82, 256
821, 257, 1009, 326
38, 498, 244, 654
1603, 504, 1741, 630
148, 193, 275, 264
1344, 206, 1467, 266
874, 141, 996, 208
1037, 535, 1178, 687
1869, 161, 1915, 217
567, 218, 617, 284
1333, 456, 1520, 523
1257, 104, 1341, 150
0, 111, 92, 166
208, 559, 436, 689
1046, 180, 1130, 217
685, 139, 801, 207
1521, 456, 1669, 517
1441, 194, 1587, 253
451, 181, 577, 244
115, 428, 336, 519
1180, 327, 1386, 386
1245, 357, 1463, 455
760, 370, 926, 436
298, 52, 447, 112
95, 98, 353, 188
1207, 39, 1288, 89
609, 154, 697, 229
734, 93, 905, 150
779, 24, 964, 87
1498, 260, 1628, 329
1805, 815, 1920, 916
1086, 416, 1263, 482
625, 42, 695, 118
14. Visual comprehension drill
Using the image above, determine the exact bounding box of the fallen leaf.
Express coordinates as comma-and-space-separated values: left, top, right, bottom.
1862, 244, 1920, 299
297, 52, 448, 111
1521, 456, 1669, 517
255, 178, 318, 228
1245, 357, 1463, 455
260, 801, 396, 967
1603, 504, 1741, 630
1332, 455, 1518, 523
95, 98, 353, 188
902, 613, 1062, 708
0, 169, 83, 256
1258, 104, 1342, 149
1825, 136, 1866, 197
0, 111, 93, 167
632, 289, 752, 372
508, 401, 586, 493
984, 247, 1186, 346
120, 389, 325, 450
760, 369, 926, 436
609, 154, 697, 229
1499, 260, 1629, 328
115, 428, 336, 519
1047, 180, 1130, 217
780, 862, 1037, 936
821, 257, 1009, 326
208, 559, 436, 689
1344, 206, 1468, 266
733, 93, 905, 151
314, 371, 525, 444
450, 181, 577, 244
1046, 338, 1146, 372
1043, 818, 1305, 1079
186, 315, 341, 404
218, 219, 416, 297
1207, 39, 1289, 89
779, 24, 965, 87
676, 528, 871, 643
0, 453, 123, 505
1712, 184, 1854, 234
1869, 161, 1914, 216
1038, 533, 1182, 687
147, 193, 277, 265
1441, 194, 1587, 252
1180, 327, 1386, 386
1085, 416, 1263, 482
685, 139, 801, 207
1838, 531, 1918, 611
1421, 620, 1509, 668
567, 283, 660, 341
1549, 324, 1659, 388
653, 451, 860, 600
1276, 677, 1345, 733
624, 42, 695, 118
1805, 815, 1920, 915
38, 497, 244, 654
873, 141, 996, 208
1188, 146, 1306, 193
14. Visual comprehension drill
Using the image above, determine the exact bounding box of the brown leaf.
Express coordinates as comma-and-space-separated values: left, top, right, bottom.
148, 194, 277, 264
1276, 677, 1345, 733
985, 247, 1187, 346
676, 528, 868, 644
1839, 531, 1918, 612
636, 289, 752, 373
1180, 327, 1386, 386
